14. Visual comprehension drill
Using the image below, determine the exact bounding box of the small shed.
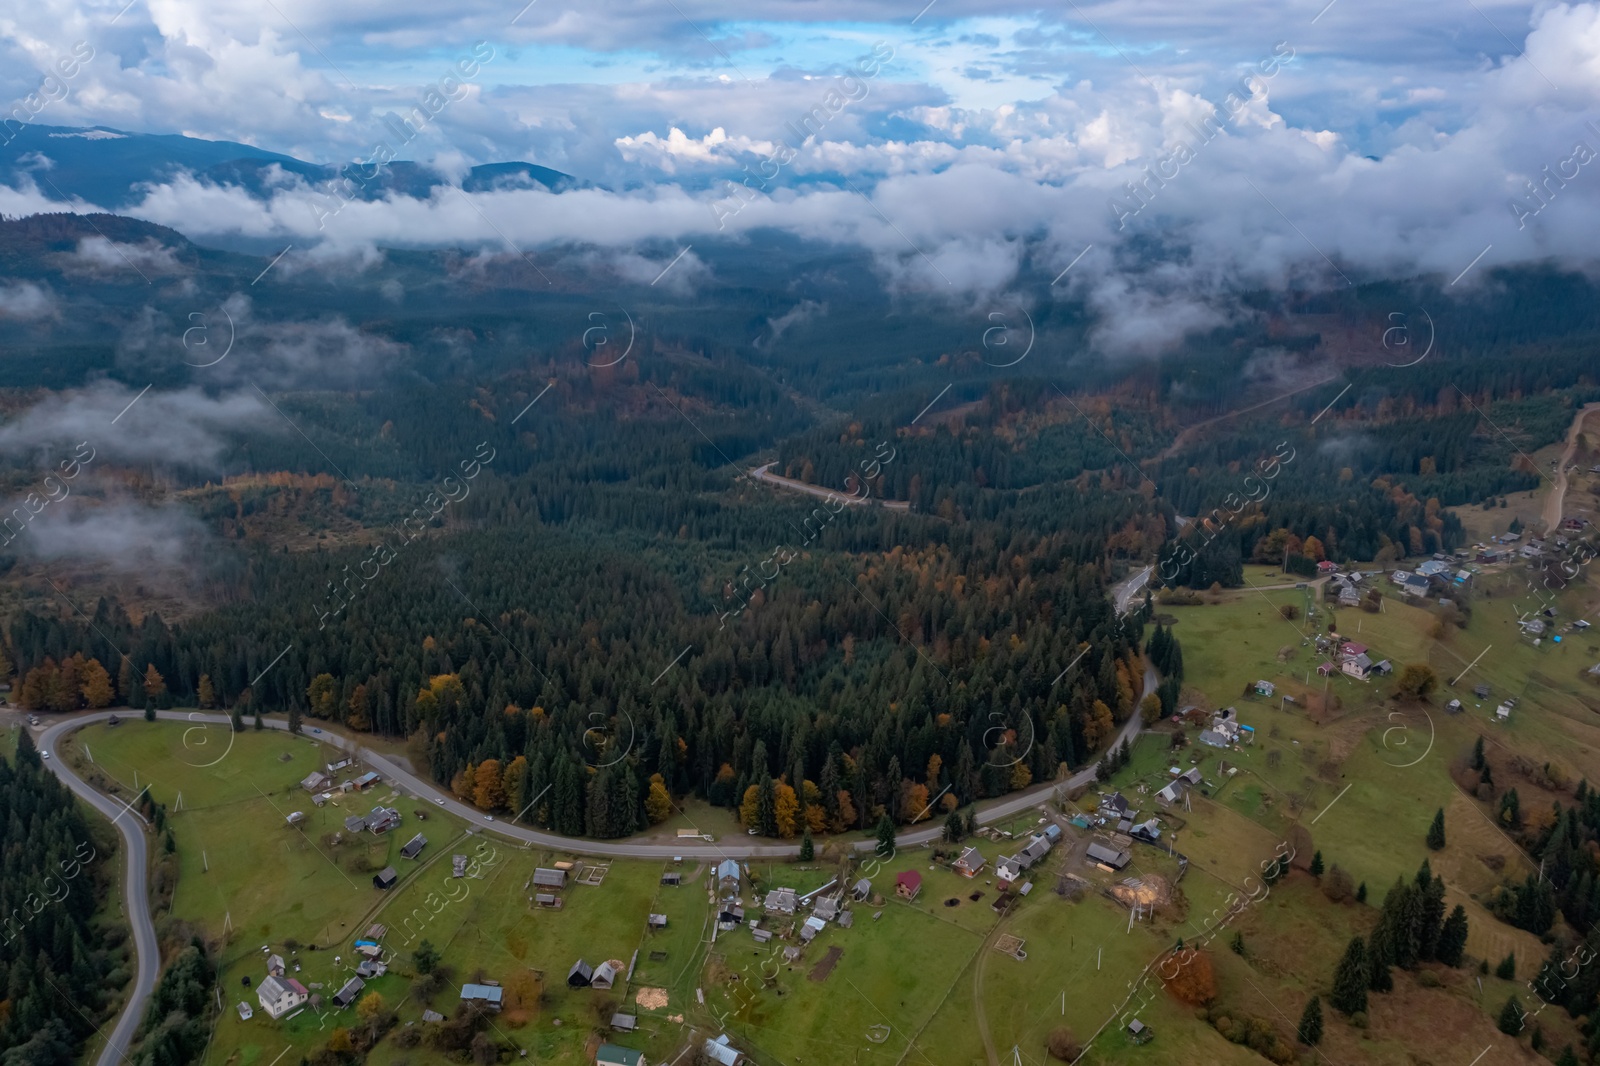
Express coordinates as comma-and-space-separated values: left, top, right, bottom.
1128, 1018, 1152, 1044
852, 878, 872, 900
896, 870, 922, 900
610, 1013, 638, 1032
372, 867, 398, 890
648, 913, 668, 928
331, 976, 365, 1008
567, 959, 593, 987
236, 1001, 253, 1020
591, 960, 620, 990
400, 833, 427, 860
533, 867, 567, 888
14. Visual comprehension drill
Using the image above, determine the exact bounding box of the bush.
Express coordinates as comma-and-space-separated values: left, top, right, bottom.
1322, 864, 1355, 903
1046, 1027, 1081, 1061
1417, 970, 1441, 988
1350, 1011, 1368, 1029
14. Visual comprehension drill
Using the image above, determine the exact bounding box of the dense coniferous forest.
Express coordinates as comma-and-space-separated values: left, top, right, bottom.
0, 735, 126, 1066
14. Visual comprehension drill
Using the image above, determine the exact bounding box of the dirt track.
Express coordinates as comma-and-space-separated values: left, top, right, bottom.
1541, 402, 1600, 533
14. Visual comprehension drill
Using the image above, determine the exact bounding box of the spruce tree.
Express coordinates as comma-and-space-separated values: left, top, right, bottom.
253, 711, 264, 731
1367, 924, 1394, 992
1356, 881, 1367, 903
1557, 1045, 1578, 1066
1496, 952, 1517, 980
799, 829, 814, 862
1497, 995, 1525, 1036
1437, 905, 1469, 967
1330, 937, 1369, 1015
1471, 735, 1485, 770
1310, 850, 1324, 876
943, 809, 963, 842
287, 703, 302, 734
1297, 995, 1323, 1045
875, 813, 896, 856
1426, 807, 1446, 850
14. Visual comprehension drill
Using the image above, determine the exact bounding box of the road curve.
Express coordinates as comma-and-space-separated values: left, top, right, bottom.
36, 719, 157, 1066
36, 662, 1151, 1062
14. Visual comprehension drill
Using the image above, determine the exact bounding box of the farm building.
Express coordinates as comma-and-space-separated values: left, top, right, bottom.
647, 913, 667, 928
896, 871, 922, 899
813, 896, 840, 921
1086, 843, 1131, 870
596, 1045, 645, 1066
533, 867, 567, 889
460, 983, 503, 1009
853, 878, 872, 900
567, 960, 594, 987
300, 771, 331, 793
591, 960, 621, 990
372, 867, 398, 890
400, 833, 427, 859
703, 1034, 745, 1066
352, 771, 382, 790
610, 1013, 638, 1032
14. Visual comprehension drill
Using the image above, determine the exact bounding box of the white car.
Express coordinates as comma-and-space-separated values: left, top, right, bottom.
484, 814, 494, 821
41, 752, 50, 759
434, 797, 445, 806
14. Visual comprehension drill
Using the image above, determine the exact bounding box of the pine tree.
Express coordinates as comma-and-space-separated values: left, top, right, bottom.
799, 829, 814, 861
875, 813, 896, 856
253, 711, 264, 731
288, 704, 302, 734
1310, 851, 1324, 876
1356, 881, 1367, 903
1557, 1045, 1578, 1066
1498, 994, 1525, 1036
1437, 905, 1469, 967
1330, 937, 1369, 1015
144, 702, 155, 722
230, 706, 244, 732
1297, 995, 1323, 1046
1426, 807, 1446, 850
1496, 952, 1517, 980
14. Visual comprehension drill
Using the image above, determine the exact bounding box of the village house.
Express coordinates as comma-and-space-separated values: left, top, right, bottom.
896, 870, 922, 900
996, 856, 1024, 883
1342, 653, 1375, 681
953, 846, 986, 877
799, 916, 827, 943
256, 974, 309, 1019
813, 896, 840, 921
716, 859, 741, 896
365, 807, 401, 834
764, 887, 798, 915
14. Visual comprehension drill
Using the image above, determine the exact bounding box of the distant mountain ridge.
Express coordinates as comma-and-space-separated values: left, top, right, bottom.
0, 123, 585, 210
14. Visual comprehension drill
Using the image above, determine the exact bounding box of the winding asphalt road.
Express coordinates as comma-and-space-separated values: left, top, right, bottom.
34, 569, 1157, 1066
35, 718, 156, 1066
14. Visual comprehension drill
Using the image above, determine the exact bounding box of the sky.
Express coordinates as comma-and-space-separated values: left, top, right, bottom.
3, 0, 1600, 337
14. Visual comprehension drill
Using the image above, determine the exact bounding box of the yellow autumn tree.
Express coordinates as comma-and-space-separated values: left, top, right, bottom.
196, 673, 215, 709
646, 773, 673, 824
474, 759, 505, 810
502, 756, 528, 815
80, 659, 114, 709
903, 782, 931, 822
142, 664, 166, 700
1010, 762, 1033, 790
926, 753, 943, 790
835, 789, 857, 831
452, 762, 477, 801
739, 784, 761, 828
774, 781, 801, 837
